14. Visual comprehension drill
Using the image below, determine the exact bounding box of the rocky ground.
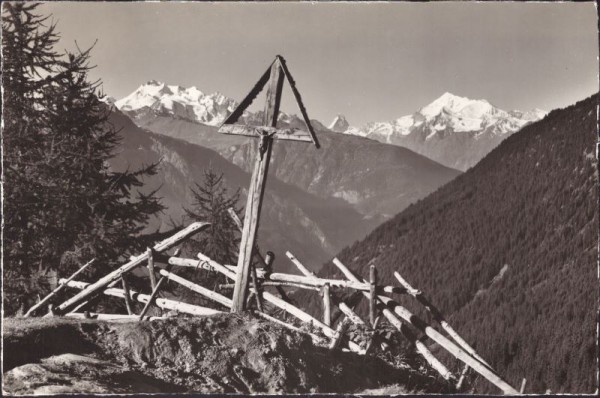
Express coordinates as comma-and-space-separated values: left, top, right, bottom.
3, 314, 454, 394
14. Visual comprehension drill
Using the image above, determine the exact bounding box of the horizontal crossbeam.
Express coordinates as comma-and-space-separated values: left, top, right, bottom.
218, 124, 314, 143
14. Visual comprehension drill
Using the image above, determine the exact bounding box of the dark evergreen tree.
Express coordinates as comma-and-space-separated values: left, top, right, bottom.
182, 168, 241, 265
2, 2, 164, 314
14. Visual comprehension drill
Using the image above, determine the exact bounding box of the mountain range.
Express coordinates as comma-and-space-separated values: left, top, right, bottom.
115, 81, 460, 219
116, 82, 545, 172
340, 92, 546, 170
296, 94, 598, 393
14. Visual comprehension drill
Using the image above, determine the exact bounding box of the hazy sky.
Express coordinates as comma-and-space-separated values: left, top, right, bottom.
39, 1, 598, 126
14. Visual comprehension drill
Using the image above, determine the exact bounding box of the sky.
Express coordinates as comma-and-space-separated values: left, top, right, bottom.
39, 1, 598, 126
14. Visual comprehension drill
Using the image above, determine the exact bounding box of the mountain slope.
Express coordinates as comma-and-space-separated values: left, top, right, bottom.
107, 110, 379, 273
344, 93, 546, 170
127, 114, 460, 219
301, 94, 598, 393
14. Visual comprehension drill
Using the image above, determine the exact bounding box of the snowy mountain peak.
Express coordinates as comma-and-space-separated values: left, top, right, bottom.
341, 92, 546, 170
115, 82, 238, 126
328, 114, 350, 133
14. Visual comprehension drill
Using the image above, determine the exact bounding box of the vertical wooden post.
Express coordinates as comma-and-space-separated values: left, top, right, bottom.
231, 60, 284, 313
264, 251, 275, 274
369, 264, 377, 327
121, 275, 134, 315
147, 247, 157, 290
322, 283, 331, 327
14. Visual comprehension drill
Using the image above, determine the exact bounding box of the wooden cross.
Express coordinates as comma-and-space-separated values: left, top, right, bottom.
218, 55, 320, 312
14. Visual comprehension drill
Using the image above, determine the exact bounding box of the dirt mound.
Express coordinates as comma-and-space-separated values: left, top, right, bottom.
3, 314, 453, 394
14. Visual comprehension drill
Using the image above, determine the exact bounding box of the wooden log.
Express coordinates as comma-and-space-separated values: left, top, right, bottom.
328, 317, 350, 350
159, 269, 232, 308
121, 276, 134, 315
456, 364, 470, 390
365, 315, 383, 355
338, 302, 366, 326
62, 279, 222, 316
219, 281, 320, 291
64, 313, 168, 322
286, 251, 316, 278
146, 247, 157, 290
268, 272, 369, 291
139, 276, 167, 320
219, 124, 313, 143
394, 271, 493, 370
25, 258, 96, 317
197, 253, 236, 279
261, 291, 335, 337
322, 283, 331, 327
377, 294, 518, 394
194, 254, 368, 354
253, 311, 322, 344
369, 265, 377, 326
332, 258, 454, 381
231, 60, 283, 313
55, 222, 210, 314
520, 378, 527, 394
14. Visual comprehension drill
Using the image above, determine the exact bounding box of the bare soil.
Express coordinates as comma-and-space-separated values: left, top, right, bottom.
3, 314, 453, 394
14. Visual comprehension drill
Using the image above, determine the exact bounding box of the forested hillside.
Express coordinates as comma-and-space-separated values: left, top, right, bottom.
299, 94, 598, 393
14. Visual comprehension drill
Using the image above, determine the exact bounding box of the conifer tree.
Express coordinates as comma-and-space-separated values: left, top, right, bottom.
2, 3, 164, 314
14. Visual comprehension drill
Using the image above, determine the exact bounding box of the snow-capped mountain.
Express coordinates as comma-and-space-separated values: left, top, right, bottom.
328, 114, 350, 133
342, 93, 546, 170
115, 80, 239, 126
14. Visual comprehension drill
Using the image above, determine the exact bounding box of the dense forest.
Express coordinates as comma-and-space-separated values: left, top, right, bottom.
297, 94, 598, 393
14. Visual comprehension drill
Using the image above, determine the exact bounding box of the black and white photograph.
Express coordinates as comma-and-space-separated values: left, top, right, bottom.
2, 1, 598, 395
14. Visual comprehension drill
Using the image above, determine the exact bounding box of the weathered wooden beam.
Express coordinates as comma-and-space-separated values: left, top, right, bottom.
456, 364, 470, 390
219, 124, 313, 143
332, 258, 454, 381
54, 222, 210, 314
219, 281, 320, 291
329, 317, 350, 350
268, 272, 369, 290
322, 283, 331, 327
25, 258, 96, 317
286, 251, 316, 278
520, 378, 527, 394
64, 313, 167, 322
379, 285, 518, 394
369, 265, 378, 326
159, 269, 232, 308
394, 271, 493, 370
338, 302, 366, 326
277, 55, 320, 148
231, 59, 283, 312
146, 247, 157, 290
138, 276, 167, 321
253, 311, 322, 344
121, 276, 134, 315
61, 279, 222, 316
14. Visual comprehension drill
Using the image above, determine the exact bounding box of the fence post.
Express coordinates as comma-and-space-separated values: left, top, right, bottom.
369, 264, 378, 327
322, 283, 331, 327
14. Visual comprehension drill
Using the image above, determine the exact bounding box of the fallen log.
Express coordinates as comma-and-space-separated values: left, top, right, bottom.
338, 302, 366, 326
219, 281, 320, 291
159, 269, 233, 308
286, 251, 317, 278
139, 276, 167, 321
25, 258, 96, 317
394, 271, 493, 370
253, 311, 322, 344
334, 258, 518, 394
64, 313, 167, 321
54, 222, 210, 314
61, 279, 222, 316
332, 258, 454, 381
